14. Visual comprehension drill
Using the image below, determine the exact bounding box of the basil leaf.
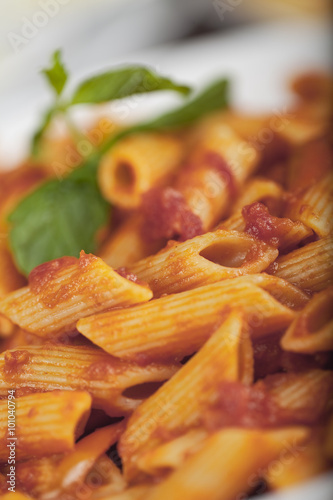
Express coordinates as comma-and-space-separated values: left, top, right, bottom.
145, 78, 229, 130
42, 50, 68, 96
71, 66, 191, 105
101, 78, 230, 154
9, 176, 109, 276
31, 107, 56, 157
12, 77, 229, 276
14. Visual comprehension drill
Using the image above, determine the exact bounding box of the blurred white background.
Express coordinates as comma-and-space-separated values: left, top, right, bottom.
0, 0, 331, 167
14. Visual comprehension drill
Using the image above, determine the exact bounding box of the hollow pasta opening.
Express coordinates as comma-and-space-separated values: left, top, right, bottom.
122, 380, 166, 400
114, 161, 136, 190
199, 240, 252, 268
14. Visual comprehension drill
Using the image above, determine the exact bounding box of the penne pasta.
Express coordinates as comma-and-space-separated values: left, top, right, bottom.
137, 429, 208, 476
0, 251, 152, 339
1, 68, 332, 499
285, 173, 333, 238
231, 177, 285, 214
218, 177, 285, 231
144, 427, 309, 500
270, 236, 333, 292
129, 229, 278, 297
174, 121, 260, 230
0, 314, 15, 339
119, 311, 253, 481
13, 455, 63, 498
98, 133, 183, 209
0, 345, 180, 415
0, 391, 91, 462
240, 202, 313, 251
99, 215, 163, 268
88, 454, 127, 498
265, 436, 329, 491
77, 275, 299, 361
286, 136, 332, 192
262, 370, 333, 421
12, 426, 126, 498
48, 422, 126, 497
0, 494, 33, 500
281, 287, 333, 353
91, 485, 150, 500
0, 240, 26, 297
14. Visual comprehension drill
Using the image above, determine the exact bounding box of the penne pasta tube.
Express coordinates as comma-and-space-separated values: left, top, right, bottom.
263, 370, 333, 420
281, 287, 333, 353
0, 391, 91, 462
141, 123, 261, 244
92, 485, 150, 500
119, 311, 253, 481
99, 215, 163, 268
129, 229, 278, 297
137, 429, 208, 476
198, 370, 333, 433
0, 327, 44, 353
0, 239, 26, 297
88, 454, 127, 498
240, 202, 313, 251
265, 436, 329, 491
270, 236, 333, 292
0, 251, 152, 339
0, 314, 16, 339
278, 116, 327, 146
77, 275, 299, 361
286, 136, 332, 192
144, 427, 309, 500
13, 432, 126, 499
175, 122, 260, 230
48, 422, 126, 497
98, 133, 183, 209
0, 494, 33, 500
218, 177, 284, 231
231, 177, 285, 214
221, 107, 326, 148
14, 455, 63, 498
0, 345, 180, 415
285, 173, 333, 238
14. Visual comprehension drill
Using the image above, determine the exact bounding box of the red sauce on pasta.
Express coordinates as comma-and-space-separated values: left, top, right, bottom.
204, 151, 238, 199
242, 202, 295, 247
116, 268, 142, 285
28, 252, 99, 308
202, 374, 333, 431
141, 187, 203, 242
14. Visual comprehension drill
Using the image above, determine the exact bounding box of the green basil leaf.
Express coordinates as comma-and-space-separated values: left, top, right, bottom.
31, 107, 56, 157
71, 66, 191, 105
144, 78, 229, 130
13, 77, 229, 276
42, 49, 68, 96
8, 175, 109, 276
101, 78, 230, 153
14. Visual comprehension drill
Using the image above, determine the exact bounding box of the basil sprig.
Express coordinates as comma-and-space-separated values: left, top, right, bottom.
9, 51, 229, 276
31, 50, 191, 156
